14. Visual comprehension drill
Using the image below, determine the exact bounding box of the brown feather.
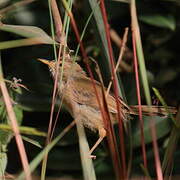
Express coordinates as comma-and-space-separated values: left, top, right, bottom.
39, 58, 177, 156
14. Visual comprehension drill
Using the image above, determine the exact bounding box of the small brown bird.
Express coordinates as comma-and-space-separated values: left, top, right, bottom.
38, 58, 177, 156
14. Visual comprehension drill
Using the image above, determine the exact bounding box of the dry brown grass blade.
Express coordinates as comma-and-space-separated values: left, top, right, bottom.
106, 28, 130, 95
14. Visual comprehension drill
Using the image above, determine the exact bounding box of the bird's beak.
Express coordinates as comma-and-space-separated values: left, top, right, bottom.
38, 58, 51, 66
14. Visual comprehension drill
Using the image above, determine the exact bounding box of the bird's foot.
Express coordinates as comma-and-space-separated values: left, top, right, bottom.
89, 154, 96, 159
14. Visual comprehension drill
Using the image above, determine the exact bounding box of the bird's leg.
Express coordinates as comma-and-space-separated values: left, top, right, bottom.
89, 128, 107, 159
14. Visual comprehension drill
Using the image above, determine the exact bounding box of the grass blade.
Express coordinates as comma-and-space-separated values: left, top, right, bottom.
76, 120, 96, 180
130, 1, 163, 179
17, 121, 75, 180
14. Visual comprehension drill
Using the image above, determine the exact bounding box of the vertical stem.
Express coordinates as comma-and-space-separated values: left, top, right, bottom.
132, 32, 147, 169
99, 0, 126, 178
0, 54, 31, 180
130, 1, 163, 179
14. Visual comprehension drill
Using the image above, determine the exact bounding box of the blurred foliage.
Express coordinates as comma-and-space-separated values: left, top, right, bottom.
0, 0, 180, 179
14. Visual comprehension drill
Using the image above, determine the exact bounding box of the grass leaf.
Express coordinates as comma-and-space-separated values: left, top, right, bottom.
0, 124, 46, 137
139, 14, 176, 31
0, 23, 57, 43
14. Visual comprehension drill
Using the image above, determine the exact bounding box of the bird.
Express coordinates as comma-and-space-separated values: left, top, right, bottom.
38, 58, 177, 157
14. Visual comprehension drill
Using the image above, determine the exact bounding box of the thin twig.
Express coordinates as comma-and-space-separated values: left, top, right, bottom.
110, 28, 133, 64
106, 28, 129, 96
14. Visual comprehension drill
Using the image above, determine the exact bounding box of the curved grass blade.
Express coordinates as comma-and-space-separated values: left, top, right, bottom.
0, 24, 56, 44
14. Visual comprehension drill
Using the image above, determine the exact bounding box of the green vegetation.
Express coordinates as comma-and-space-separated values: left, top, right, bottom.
0, 0, 179, 179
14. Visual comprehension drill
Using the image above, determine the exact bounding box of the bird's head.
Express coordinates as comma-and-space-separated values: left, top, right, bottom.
38, 58, 86, 79
38, 59, 57, 77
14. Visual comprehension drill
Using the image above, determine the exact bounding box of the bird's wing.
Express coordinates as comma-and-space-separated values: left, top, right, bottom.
70, 77, 119, 113
70, 77, 177, 117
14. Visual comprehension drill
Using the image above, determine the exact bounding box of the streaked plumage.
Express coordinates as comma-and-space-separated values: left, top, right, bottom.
39, 59, 177, 156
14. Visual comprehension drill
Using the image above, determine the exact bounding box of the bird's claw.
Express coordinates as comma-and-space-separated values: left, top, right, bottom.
89, 154, 96, 159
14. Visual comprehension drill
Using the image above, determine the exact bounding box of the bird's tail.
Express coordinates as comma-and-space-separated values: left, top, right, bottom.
129, 105, 177, 116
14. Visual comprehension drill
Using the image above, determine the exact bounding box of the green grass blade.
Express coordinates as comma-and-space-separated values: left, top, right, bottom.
88, 0, 124, 97
135, 40, 151, 105
0, 24, 55, 41
152, 87, 177, 126
17, 121, 75, 180
76, 121, 96, 180
130, 0, 151, 105
0, 38, 55, 50
0, 124, 46, 136
22, 136, 43, 148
